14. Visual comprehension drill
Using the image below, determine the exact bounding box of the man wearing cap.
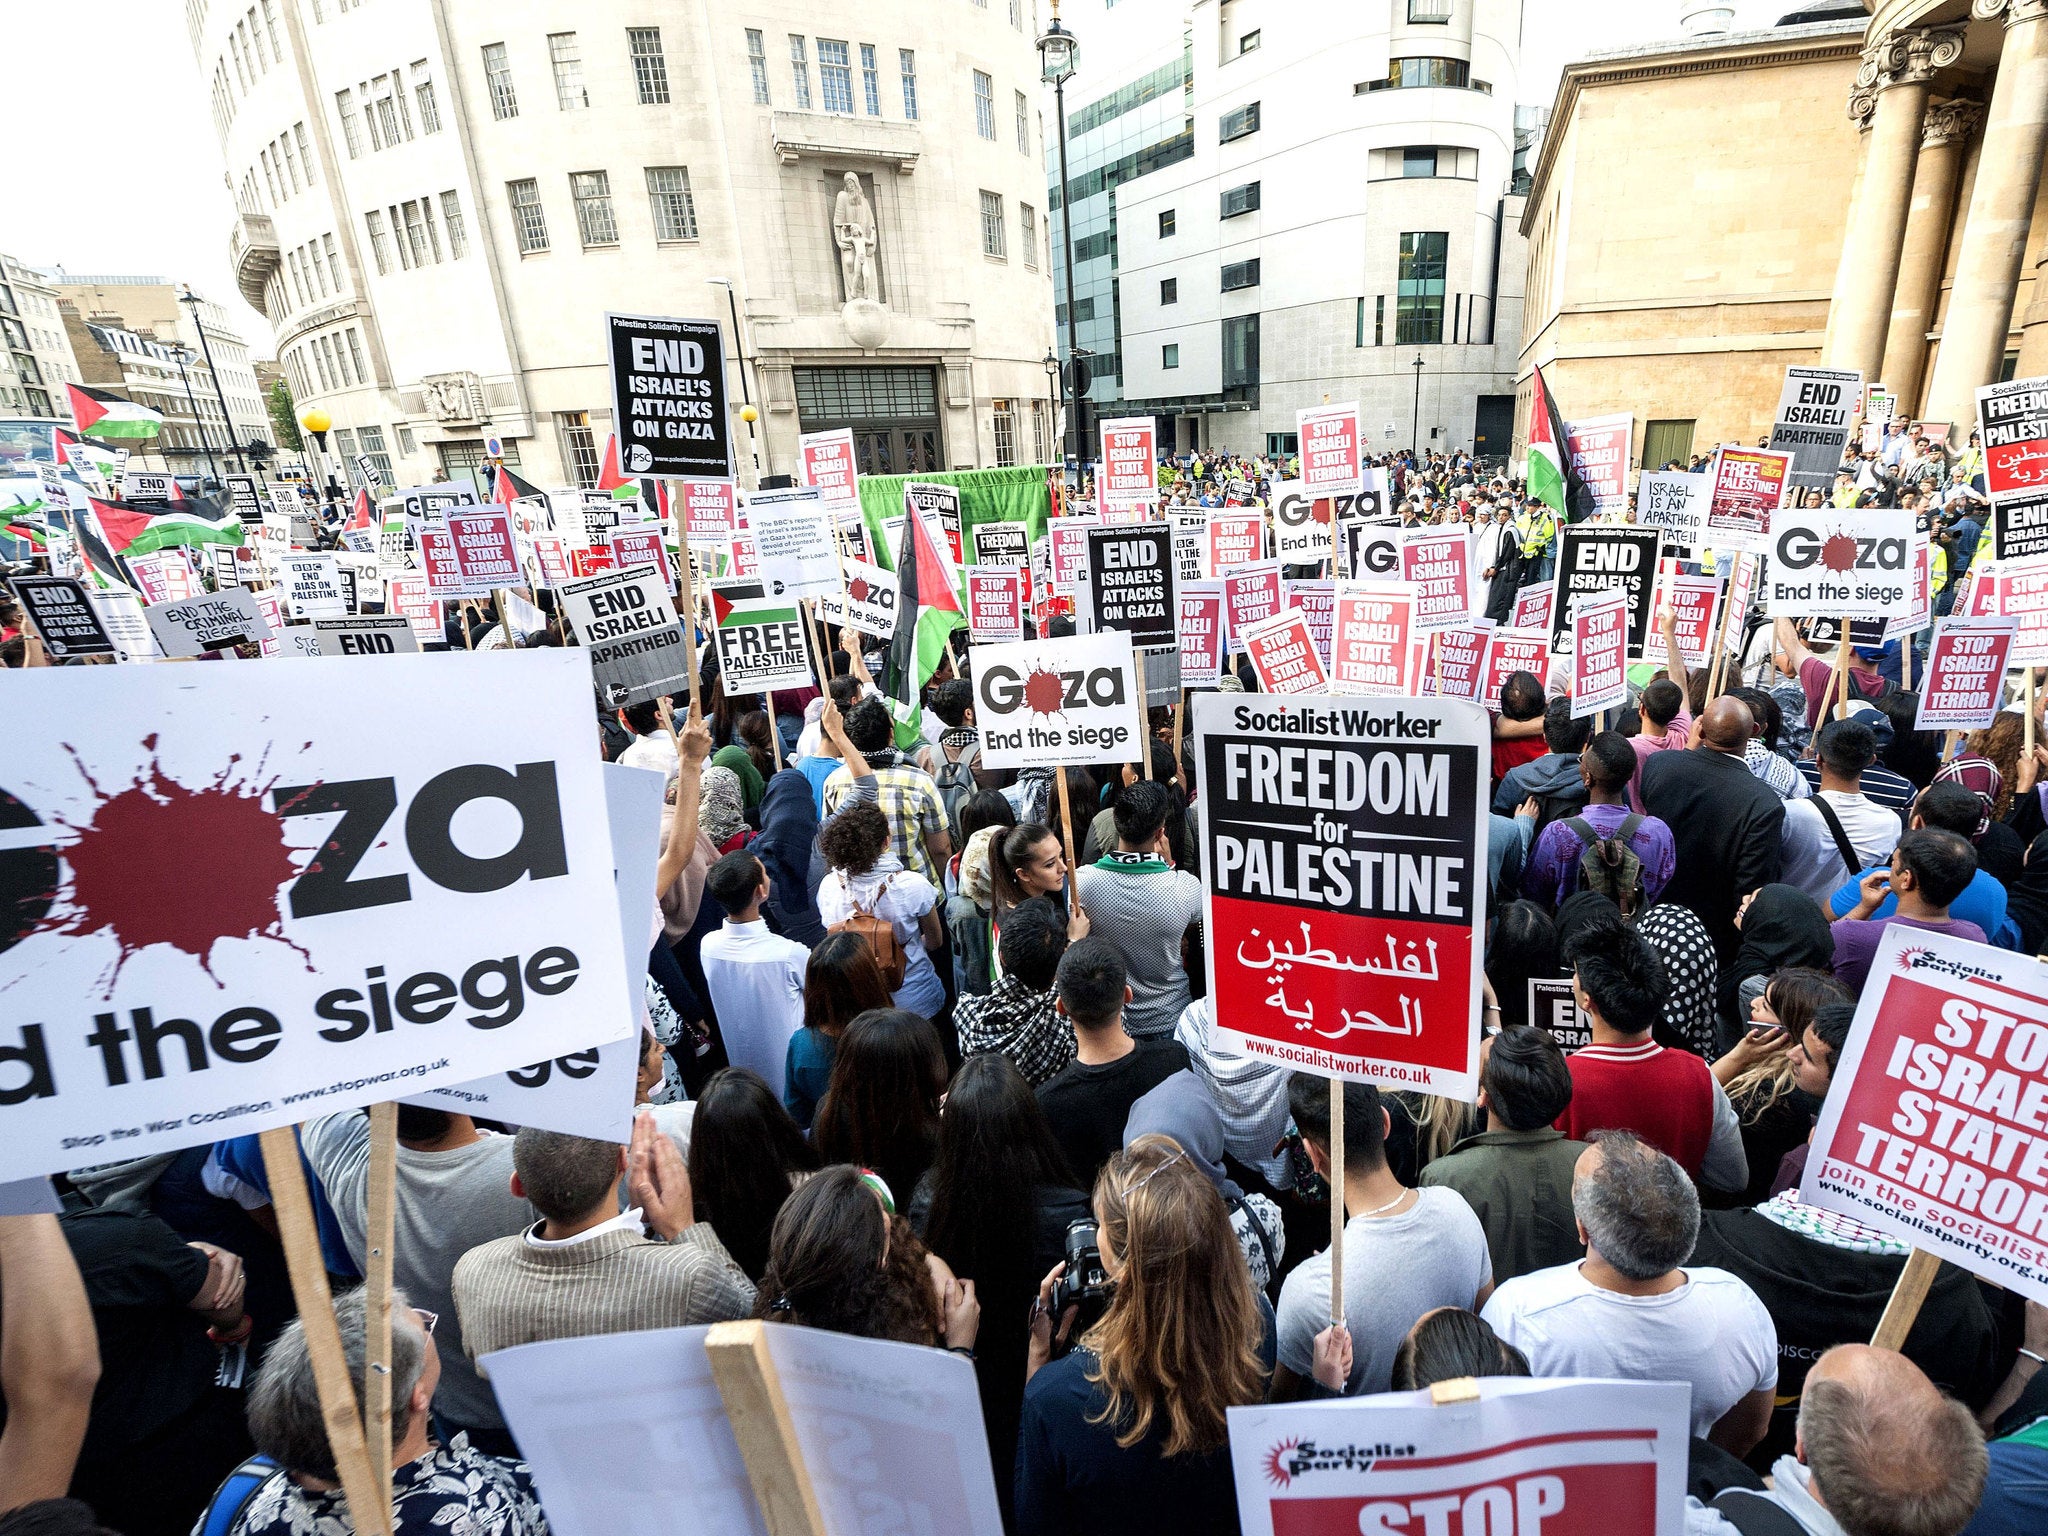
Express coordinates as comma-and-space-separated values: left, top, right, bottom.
1773, 618, 1891, 731
1779, 719, 1902, 902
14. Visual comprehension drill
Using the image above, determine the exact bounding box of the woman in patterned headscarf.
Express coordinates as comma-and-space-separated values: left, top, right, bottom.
1637, 903, 1719, 1060
698, 765, 750, 853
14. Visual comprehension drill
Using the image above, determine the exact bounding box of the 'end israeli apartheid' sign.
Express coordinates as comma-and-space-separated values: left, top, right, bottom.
604, 312, 733, 480
560, 563, 691, 708
1770, 365, 1862, 490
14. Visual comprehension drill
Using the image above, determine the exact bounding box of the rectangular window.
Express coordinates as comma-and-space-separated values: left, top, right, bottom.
336, 88, 362, 156
373, 77, 404, 146
789, 35, 812, 109
508, 178, 549, 252
1403, 146, 1438, 178
1220, 180, 1260, 217
309, 241, 328, 294
629, 28, 670, 104
1368, 57, 1475, 92
357, 422, 393, 481
860, 44, 882, 115
1409, 0, 1455, 21
1355, 296, 1365, 347
1376, 294, 1385, 346
482, 43, 518, 118
747, 30, 771, 104
401, 200, 432, 268
900, 49, 919, 118
557, 410, 600, 487
1032, 399, 1048, 463
397, 424, 418, 455
286, 250, 305, 306
973, 71, 996, 139
818, 40, 854, 114
311, 337, 332, 391
1222, 313, 1259, 388
1020, 203, 1037, 269
1219, 102, 1260, 141
979, 190, 1006, 257
280, 130, 302, 191
1010, 0, 1024, 26
646, 165, 699, 241
260, 145, 280, 201
571, 170, 618, 246
1397, 231, 1448, 344
549, 32, 587, 110
419, 194, 443, 262
1221, 258, 1261, 291
262, 0, 283, 59
993, 399, 1016, 467
440, 192, 467, 258
1239, 29, 1261, 53
1162, 343, 1180, 369
386, 203, 411, 269
1016, 89, 1030, 153
412, 61, 441, 132
324, 232, 343, 289
1159, 208, 1176, 238
1161, 277, 1178, 305
295, 122, 317, 184
365, 209, 392, 273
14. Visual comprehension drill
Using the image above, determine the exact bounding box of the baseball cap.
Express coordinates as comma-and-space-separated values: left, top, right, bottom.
1845, 700, 1894, 746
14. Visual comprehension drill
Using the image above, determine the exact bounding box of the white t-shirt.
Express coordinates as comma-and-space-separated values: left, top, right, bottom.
1778, 790, 1900, 902
617, 732, 679, 782
817, 862, 945, 1019
1481, 1262, 1778, 1436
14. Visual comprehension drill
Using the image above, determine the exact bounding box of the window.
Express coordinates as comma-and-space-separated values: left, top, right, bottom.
789, 36, 812, 109
508, 178, 549, 252
1238, 29, 1260, 53
747, 30, 771, 103
557, 411, 600, 487
549, 32, 587, 110
1020, 203, 1037, 268
977, 190, 1009, 258
286, 251, 305, 306
295, 122, 316, 184
1403, 146, 1438, 178
1010, 0, 1024, 26
324, 232, 343, 288
1159, 209, 1176, 238
412, 61, 441, 132
401, 200, 433, 268
483, 42, 518, 118
993, 399, 1016, 466
365, 209, 392, 273
1376, 294, 1386, 346
1219, 102, 1260, 141
419, 195, 443, 261
311, 338, 331, 390
1355, 296, 1365, 347
973, 72, 995, 139
629, 28, 670, 104
370, 79, 402, 147
1409, 0, 1455, 20
259, 146, 280, 201
1642, 419, 1696, 470
819, 40, 854, 113
571, 171, 618, 246
440, 192, 467, 257
1032, 399, 1048, 462
336, 88, 362, 156
261, 0, 283, 59
280, 129, 302, 191
900, 49, 919, 118
1365, 57, 1482, 92
1161, 277, 1178, 305
646, 166, 699, 241
1220, 181, 1260, 217
1222, 313, 1259, 388
357, 422, 393, 481
1221, 258, 1260, 291
397, 424, 418, 455
1396, 230, 1448, 344
1162, 343, 1179, 369
1016, 89, 1030, 153
861, 44, 881, 115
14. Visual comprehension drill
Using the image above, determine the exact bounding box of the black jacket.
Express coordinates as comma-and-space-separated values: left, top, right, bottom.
1640, 747, 1786, 960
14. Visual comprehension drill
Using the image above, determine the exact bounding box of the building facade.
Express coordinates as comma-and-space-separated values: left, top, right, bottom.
192, 0, 1057, 493
0, 255, 84, 420
1053, 0, 1529, 460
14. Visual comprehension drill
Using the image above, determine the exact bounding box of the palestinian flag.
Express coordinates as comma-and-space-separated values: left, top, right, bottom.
68, 385, 164, 442
92, 497, 246, 557
595, 435, 640, 501
495, 464, 547, 503
1525, 363, 1596, 523
883, 492, 965, 749
344, 486, 375, 535
74, 505, 138, 592
2, 510, 48, 553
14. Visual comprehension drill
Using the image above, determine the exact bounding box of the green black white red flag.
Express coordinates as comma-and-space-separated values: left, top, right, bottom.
1526, 363, 1597, 523
884, 493, 965, 747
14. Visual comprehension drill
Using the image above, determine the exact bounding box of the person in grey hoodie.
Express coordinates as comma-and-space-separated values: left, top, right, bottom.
1490, 697, 1593, 819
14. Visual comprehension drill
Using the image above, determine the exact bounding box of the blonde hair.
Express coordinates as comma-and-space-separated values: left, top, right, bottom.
1727, 967, 1850, 1123
1403, 1092, 1474, 1168
1083, 1134, 1265, 1457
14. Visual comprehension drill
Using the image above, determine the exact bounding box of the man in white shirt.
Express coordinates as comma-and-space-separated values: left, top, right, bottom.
1482, 1131, 1778, 1455
615, 700, 678, 782
1779, 717, 1900, 902
699, 850, 810, 1100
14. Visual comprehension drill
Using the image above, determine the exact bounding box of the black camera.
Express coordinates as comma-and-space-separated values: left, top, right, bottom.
1045, 1218, 1113, 1354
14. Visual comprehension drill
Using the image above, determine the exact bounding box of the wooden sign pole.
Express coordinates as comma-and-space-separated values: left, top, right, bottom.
704, 1320, 830, 1536
1135, 649, 1154, 782
364, 1102, 398, 1510
2027, 669, 2038, 759
1871, 1248, 1942, 1351
1173, 688, 1187, 794
675, 488, 704, 715
1054, 767, 1083, 923
1328, 1080, 1346, 1326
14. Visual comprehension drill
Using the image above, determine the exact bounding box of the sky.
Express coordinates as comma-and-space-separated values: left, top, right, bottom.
0, 0, 1795, 362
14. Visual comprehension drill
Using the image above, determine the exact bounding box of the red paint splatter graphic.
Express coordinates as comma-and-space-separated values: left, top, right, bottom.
848, 575, 872, 603
1310, 497, 1334, 526
1022, 664, 1068, 717
40, 735, 312, 987
1819, 532, 1860, 574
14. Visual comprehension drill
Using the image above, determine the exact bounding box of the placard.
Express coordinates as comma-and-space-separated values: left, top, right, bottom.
1704, 446, 1791, 553
1483, 629, 1550, 712
145, 587, 276, 655
1401, 526, 1475, 634
127, 551, 200, 607
1222, 561, 1285, 644
1297, 401, 1363, 496
972, 630, 1141, 769
963, 565, 1026, 643
1914, 617, 2018, 731
815, 559, 901, 640
1171, 513, 1206, 586
0, 651, 632, 1184
610, 528, 673, 588
710, 585, 816, 697
1272, 479, 1344, 564
745, 487, 838, 599
1329, 581, 1417, 697
447, 508, 522, 592
1998, 555, 2048, 666
797, 428, 859, 512
415, 522, 473, 600
1770, 365, 1863, 490
906, 481, 965, 569
1887, 534, 1934, 640
1657, 569, 1721, 668
223, 472, 268, 524
1178, 582, 1226, 687
1341, 520, 1402, 581
1207, 512, 1265, 577
1084, 522, 1176, 648
1046, 515, 1098, 590
1238, 608, 1329, 696
1722, 553, 1759, 655
1979, 376, 2048, 561
1098, 417, 1158, 512
307, 615, 424, 657
1636, 471, 1706, 548
1529, 976, 1589, 1052
1762, 509, 1912, 619
559, 564, 691, 708
972, 520, 1031, 572
1802, 927, 2048, 1304
123, 471, 176, 508
1569, 590, 1629, 719
275, 552, 347, 622
1511, 580, 1553, 631
1290, 579, 1335, 671
11, 575, 116, 658
1432, 621, 1495, 704
1566, 412, 1632, 518
681, 478, 738, 542
88, 591, 156, 664
1195, 692, 1487, 1097
398, 480, 478, 522
604, 312, 733, 479
1551, 527, 1661, 658
385, 577, 443, 648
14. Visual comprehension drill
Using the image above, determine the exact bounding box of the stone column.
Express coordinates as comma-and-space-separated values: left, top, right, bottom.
1925, 0, 2048, 435
1828, 26, 1969, 383
1881, 100, 1984, 410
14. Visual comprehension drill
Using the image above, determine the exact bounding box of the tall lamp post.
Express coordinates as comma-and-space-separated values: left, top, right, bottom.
299, 409, 342, 517
171, 344, 220, 487
1411, 353, 1426, 459
178, 286, 248, 476
707, 277, 764, 484
1041, 348, 1061, 475
1038, 2, 1083, 489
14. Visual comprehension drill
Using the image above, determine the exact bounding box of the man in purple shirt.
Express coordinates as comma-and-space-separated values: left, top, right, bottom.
1832, 827, 1987, 990
1522, 732, 1677, 911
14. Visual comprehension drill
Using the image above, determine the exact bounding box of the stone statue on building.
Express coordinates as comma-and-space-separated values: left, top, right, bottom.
832, 172, 880, 303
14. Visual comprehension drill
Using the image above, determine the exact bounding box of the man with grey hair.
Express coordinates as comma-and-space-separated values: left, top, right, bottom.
229, 1284, 547, 1536
1700, 1345, 1986, 1536
1480, 1131, 1778, 1455
452, 1110, 754, 1360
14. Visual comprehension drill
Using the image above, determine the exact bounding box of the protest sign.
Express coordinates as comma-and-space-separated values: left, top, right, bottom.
1529, 976, 1590, 1052
1290, 580, 1335, 671
1705, 446, 1792, 552
1098, 417, 1158, 512
122, 471, 176, 508
744, 487, 838, 599
559, 564, 691, 708
906, 481, 966, 568
1801, 927, 2048, 1305
88, 592, 156, 664
1978, 376, 2048, 560
1762, 509, 1912, 620
253, 590, 288, 659
814, 559, 900, 639
1297, 401, 1363, 496
1997, 555, 2048, 665
1330, 582, 1417, 697
1570, 590, 1630, 719
797, 427, 859, 511
1888, 534, 1933, 640
1341, 519, 1402, 581
1483, 629, 1551, 713
1171, 512, 1206, 586
1085, 522, 1176, 648
1550, 526, 1660, 657
1195, 692, 1487, 1096
1179, 582, 1226, 687
1239, 608, 1330, 696
1208, 511, 1265, 576
223, 472, 269, 524
1864, 383, 1895, 450
605, 312, 732, 479
610, 528, 672, 587
1721, 553, 1759, 655
126, 551, 199, 607
1346, 466, 1390, 522
1273, 479, 1346, 564
509, 494, 553, 547
834, 509, 871, 565
573, 546, 620, 580
0, 650, 632, 1183
447, 508, 522, 592
145, 587, 275, 655
711, 584, 815, 697
1433, 621, 1495, 704
307, 615, 423, 657
398, 480, 479, 522
376, 509, 413, 575
1228, 1378, 1688, 1536
1566, 412, 1632, 518
1401, 526, 1475, 634
971, 519, 1031, 573
1657, 569, 1721, 668
1511, 580, 1553, 631
723, 532, 760, 580
415, 523, 472, 600
1636, 471, 1706, 548
277, 553, 347, 621
1914, 618, 2017, 731
11, 576, 116, 658
1046, 515, 1097, 591
963, 565, 1026, 643
385, 577, 443, 648
1770, 365, 1863, 489
973, 630, 1141, 769
681, 478, 737, 542
1222, 561, 1286, 643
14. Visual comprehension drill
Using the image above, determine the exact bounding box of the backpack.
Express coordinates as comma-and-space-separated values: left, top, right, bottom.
830, 874, 907, 990
1530, 786, 1590, 837
1566, 814, 1647, 918
935, 754, 977, 842
194, 1454, 282, 1536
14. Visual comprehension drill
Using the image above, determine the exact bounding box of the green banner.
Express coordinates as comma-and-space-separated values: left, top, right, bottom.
858, 465, 1052, 589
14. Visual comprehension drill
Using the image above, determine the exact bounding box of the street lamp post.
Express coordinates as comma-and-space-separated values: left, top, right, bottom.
178, 287, 248, 476
1042, 349, 1060, 476
708, 278, 764, 484
1038, 2, 1083, 490
1411, 353, 1426, 459
171, 345, 220, 487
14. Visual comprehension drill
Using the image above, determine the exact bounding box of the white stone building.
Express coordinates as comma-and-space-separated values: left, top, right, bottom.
191, 0, 1058, 492
0, 255, 85, 420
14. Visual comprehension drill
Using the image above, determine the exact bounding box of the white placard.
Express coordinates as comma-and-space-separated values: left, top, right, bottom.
145, 587, 276, 655
972, 630, 1142, 769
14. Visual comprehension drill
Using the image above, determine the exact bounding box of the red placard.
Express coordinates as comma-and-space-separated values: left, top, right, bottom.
446, 507, 522, 592
1207, 512, 1265, 577
1915, 617, 2019, 732
1222, 561, 1285, 642
726, 532, 760, 579
1237, 608, 1328, 695
1179, 583, 1226, 686
1655, 568, 1721, 668
570, 543, 619, 578
964, 565, 1026, 643
1296, 402, 1362, 496
1705, 447, 1792, 551
529, 535, 571, 590
1401, 526, 1474, 633
610, 529, 673, 586
798, 429, 859, 509
1432, 622, 1495, 704
1287, 580, 1334, 672
1570, 590, 1629, 717
1511, 580, 1552, 631
385, 575, 443, 647
681, 478, 737, 542
1098, 417, 1158, 512
1047, 515, 1098, 589
1482, 629, 1551, 712
415, 523, 469, 599
1329, 581, 1415, 696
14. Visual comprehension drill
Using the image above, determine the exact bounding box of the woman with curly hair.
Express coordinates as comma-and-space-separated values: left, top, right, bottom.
1710, 967, 1850, 1207
1940, 708, 2027, 824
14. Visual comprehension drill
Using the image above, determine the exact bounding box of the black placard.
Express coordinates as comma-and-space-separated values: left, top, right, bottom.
10, 576, 116, 658
1549, 526, 1662, 658
605, 312, 732, 481
1085, 522, 1176, 649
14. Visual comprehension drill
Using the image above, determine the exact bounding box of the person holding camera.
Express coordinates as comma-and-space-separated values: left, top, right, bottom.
1014, 1135, 1268, 1536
